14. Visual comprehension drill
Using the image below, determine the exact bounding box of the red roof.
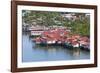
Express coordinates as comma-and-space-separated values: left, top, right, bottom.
80, 37, 89, 42
71, 41, 79, 45
35, 29, 90, 45
42, 29, 69, 41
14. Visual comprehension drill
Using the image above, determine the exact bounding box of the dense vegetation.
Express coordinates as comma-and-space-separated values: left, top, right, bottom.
22, 10, 90, 36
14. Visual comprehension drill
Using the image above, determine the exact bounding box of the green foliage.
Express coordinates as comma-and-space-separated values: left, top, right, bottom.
22, 10, 90, 36
71, 17, 90, 36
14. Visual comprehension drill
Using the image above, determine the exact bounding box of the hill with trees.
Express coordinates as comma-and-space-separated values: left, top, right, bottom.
22, 10, 90, 36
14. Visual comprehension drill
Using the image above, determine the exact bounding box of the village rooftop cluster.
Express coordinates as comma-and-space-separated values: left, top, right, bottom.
29, 26, 90, 51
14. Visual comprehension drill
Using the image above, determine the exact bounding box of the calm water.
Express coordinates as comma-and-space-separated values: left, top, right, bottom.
22, 32, 90, 62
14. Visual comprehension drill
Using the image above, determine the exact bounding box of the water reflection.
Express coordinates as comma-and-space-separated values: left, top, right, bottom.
22, 32, 90, 62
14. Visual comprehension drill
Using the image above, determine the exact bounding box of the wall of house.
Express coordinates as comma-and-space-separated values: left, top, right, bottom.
0, 0, 99, 73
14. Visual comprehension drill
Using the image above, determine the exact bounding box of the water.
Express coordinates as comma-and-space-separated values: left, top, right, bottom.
22, 32, 90, 62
